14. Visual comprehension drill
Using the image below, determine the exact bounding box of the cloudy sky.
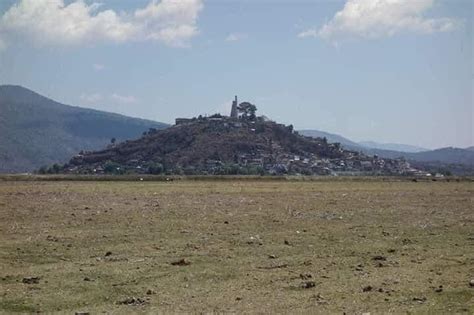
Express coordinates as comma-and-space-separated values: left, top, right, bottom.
0, 0, 472, 149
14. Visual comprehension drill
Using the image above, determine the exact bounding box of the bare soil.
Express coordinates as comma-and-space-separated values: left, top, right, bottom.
0, 179, 473, 313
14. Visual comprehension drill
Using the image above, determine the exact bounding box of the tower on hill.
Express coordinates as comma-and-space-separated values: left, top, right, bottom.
230, 95, 238, 119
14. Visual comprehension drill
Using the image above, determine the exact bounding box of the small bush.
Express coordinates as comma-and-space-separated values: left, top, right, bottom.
148, 162, 164, 175
104, 161, 124, 174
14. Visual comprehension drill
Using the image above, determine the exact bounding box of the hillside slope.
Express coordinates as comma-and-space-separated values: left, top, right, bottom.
355, 146, 474, 166
0, 85, 168, 173
63, 117, 412, 176
300, 129, 473, 166
408, 147, 474, 165
299, 129, 360, 149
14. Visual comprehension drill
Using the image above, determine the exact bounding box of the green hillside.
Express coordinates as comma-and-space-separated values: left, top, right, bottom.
0, 85, 168, 173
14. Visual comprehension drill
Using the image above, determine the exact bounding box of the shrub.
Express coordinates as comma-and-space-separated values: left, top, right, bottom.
104, 161, 124, 174
37, 166, 48, 174
148, 162, 164, 175
247, 166, 265, 176
51, 163, 62, 174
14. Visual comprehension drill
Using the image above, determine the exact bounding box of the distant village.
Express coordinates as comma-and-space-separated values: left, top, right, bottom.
62, 96, 431, 177
171, 96, 424, 176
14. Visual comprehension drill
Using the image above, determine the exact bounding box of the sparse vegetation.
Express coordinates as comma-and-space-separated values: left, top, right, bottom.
37, 163, 63, 174
0, 179, 472, 313
62, 116, 417, 176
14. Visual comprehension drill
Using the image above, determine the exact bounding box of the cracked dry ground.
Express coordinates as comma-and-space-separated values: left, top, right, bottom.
0, 179, 473, 313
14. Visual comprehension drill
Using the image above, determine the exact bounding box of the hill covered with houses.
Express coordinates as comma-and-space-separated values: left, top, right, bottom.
58, 99, 419, 176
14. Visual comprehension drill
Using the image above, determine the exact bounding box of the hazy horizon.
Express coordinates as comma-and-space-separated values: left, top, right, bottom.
0, 0, 472, 149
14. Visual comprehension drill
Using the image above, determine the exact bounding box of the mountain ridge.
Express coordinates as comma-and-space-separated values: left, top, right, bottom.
1, 85, 472, 174
358, 141, 428, 153
299, 129, 474, 167
0, 85, 168, 173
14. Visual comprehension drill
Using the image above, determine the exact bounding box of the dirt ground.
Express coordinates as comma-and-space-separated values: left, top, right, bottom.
0, 179, 473, 313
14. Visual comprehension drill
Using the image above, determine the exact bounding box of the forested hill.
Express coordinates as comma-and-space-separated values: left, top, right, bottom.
0, 85, 168, 173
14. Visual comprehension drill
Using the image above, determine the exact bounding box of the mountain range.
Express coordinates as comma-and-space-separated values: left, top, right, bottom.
299, 129, 429, 152
299, 130, 473, 167
358, 141, 427, 153
0, 85, 167, 173
0, 85, 472, 173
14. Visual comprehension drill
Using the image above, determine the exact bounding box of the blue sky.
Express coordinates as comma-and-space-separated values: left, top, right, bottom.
0, 0, 472, 149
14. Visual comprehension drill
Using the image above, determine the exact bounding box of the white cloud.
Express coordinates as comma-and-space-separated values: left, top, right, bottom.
297, 29, 318, 39
0, 0, 203, 48
93, 63, 105, 71
225, 33, 248, 42
110, 93, 138, 104
299, 0, 460, 40
80, 93, 103, 103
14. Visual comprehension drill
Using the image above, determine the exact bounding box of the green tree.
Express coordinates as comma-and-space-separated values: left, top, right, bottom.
38, 166, 48, 174
104, 161, 123, 174
51, 163, 62, 173
237, 102, 257, 120
148, 162, 164, 175
44, 163, 62, 174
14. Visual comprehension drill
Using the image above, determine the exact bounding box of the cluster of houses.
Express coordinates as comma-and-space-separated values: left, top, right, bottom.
64, 96, 429, 177
204, 147, 418, 176
174, 99, 420, 176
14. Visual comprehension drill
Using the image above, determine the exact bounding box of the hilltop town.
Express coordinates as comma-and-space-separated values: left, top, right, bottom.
60, 97, 420, 176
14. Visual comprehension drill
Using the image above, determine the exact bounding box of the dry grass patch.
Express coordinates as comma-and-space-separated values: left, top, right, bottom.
0, 180, 473, 313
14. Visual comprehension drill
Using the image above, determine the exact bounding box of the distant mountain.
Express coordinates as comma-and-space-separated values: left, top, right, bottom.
300, 130, 428, 154
300, 129, 474, 167
62, 117, 411, 176
298, 129, 361, 150
1, 86, 471, 174
407, 147, 474, 166
0, 85, 168, 173
358, 141, 428, 153
354, 146, 474, 166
